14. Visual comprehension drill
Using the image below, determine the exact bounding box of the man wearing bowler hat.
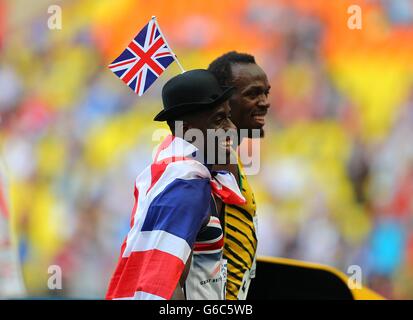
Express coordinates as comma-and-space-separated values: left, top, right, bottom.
106, 69, 246, 300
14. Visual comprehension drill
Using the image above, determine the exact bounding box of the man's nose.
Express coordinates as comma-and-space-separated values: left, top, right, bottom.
258, 95, 271, 110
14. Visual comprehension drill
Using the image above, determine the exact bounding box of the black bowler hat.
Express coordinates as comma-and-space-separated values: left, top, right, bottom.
154, 69, 235, 121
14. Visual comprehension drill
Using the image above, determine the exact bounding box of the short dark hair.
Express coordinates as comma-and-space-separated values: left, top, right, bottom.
208, 51, 256, 86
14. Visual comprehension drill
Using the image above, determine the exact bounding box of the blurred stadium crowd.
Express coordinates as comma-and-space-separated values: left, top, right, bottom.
1, 0, 413, 299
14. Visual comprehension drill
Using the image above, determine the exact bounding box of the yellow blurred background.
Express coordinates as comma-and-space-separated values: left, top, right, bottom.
1, 0, 413, 298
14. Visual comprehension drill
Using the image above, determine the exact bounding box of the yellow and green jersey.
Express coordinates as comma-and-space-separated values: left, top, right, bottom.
223, 157, 257, 300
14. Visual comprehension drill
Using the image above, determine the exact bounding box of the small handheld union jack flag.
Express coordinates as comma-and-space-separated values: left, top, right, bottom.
108, 16, 184, 96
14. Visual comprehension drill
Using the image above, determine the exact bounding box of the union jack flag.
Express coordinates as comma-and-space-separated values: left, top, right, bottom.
108, 17, 175, 96
105, 135, 245, 300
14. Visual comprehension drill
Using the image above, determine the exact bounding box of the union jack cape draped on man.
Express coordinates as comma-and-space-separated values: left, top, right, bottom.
108, 17, 178, 96
105, 135, 245, 300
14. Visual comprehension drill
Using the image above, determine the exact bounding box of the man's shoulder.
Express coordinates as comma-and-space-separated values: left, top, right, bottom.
136, 158, 211, 182
135, 159, 212, 203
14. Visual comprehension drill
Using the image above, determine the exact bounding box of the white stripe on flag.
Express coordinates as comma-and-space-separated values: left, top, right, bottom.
156, 137, 199, 162
128, 230, 191, 263
123, 160, 210, 258
212, 172, 244, 200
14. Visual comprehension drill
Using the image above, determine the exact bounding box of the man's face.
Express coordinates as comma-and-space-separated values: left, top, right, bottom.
228, 63, 271, 138
184, 101, 236, 164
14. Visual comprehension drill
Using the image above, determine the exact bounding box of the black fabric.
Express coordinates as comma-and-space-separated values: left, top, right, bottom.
247, 260, 354, 300
154, 69, 235, 121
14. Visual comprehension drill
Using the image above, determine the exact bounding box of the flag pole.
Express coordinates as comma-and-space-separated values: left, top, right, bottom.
152, 16, 186, 74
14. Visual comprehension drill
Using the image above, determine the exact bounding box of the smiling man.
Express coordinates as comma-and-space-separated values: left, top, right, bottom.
106, 69, 245, 300
208, 51, 271, 300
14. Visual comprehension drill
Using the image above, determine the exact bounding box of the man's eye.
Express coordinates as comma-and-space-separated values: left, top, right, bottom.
247, 89, 261, 98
